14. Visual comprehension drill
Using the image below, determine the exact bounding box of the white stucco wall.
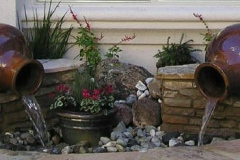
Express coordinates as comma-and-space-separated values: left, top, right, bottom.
15, 0, 240, 74
0, 0, 16, 26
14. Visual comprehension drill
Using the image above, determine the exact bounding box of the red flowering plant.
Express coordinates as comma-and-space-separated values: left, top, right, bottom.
193, 13, 215, 50
50, 79, 115, 115
49, 7, 135, 115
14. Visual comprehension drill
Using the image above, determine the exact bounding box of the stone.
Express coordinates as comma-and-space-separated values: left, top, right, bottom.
185, 140, 195, 146
61, 146, 73, 154
135, 81, 147, 91
96, 58, 153, 99
92, 146, 107, 153
169, 138, 183, 147
151, 136, 161, 147
111, 131, 123, 141
156, 131, 165, 139
126, 94, 137, 106
113, 121, 126, 133
9, 138, 18, 145
103, 141, 117, 147
138, 92, 147, 99
162, 132, 180, 145
100, 137, 111, 145
116, 144, 125, 152
137, 90, 144, 97
145, 125, 157, 133
145, 78, 154, 85
137, 128, 145, 137
132, 98, 162, 128
144, 90, 150, 96
25, 135, 36, 145
149, 129, 156, 137
106, 146, 118, 152
123, 132, 133, 139
78, 147, 88, 154
116, 104, 133, 126
148, 79, 162, 99
130, 145, 142, 151
117, 138, 128, 147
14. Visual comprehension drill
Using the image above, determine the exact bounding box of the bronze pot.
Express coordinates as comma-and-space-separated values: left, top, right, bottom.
57, 107, 118, 146
195, 23, 240, 101
0, 23, 43, 95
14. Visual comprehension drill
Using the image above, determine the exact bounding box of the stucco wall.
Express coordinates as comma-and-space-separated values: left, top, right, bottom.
0, 0, 16, 26
15, 1, 240, 74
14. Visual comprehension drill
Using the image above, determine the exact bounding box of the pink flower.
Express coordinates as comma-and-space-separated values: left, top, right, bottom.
104, 85, 113, 94
82, 89, 91, 98
93, 89, 101, 96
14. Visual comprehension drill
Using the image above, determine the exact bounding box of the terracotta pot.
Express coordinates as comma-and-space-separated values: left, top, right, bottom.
195, 23, 240, 101
57, 107, 118, 146
0, 23, 43, 95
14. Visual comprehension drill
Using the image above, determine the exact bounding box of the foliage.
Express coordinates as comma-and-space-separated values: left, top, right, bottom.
154, 34, 200, 68
70, 7, 135, 76
193, 13, 215, 49
49, 71, 115, 115
23, 0, 73, 59
49, 8, 135, 115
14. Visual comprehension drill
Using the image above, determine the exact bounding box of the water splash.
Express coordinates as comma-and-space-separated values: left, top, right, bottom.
22, 95, 49, 148
198, 98, 218, 146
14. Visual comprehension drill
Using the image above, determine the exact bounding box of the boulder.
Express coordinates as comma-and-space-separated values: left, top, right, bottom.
132, 98, 162, 128
96, 58, 153, 99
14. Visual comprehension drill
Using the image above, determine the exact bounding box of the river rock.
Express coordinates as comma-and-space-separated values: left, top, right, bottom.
132, 98, 162, 128
185, 140, 195, 146
135, 81, 147, 91
116, 104, 133, 126
126, 94, 137, 106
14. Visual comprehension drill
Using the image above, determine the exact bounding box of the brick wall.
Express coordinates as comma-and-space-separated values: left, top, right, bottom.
0, 69, 77, 134
157, 64, 240, 138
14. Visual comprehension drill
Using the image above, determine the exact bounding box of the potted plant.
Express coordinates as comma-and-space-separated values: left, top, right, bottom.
49, 72, 117, 146
22, 0, 73, 59
154, 34, 200, 69
49, 8, 135, 146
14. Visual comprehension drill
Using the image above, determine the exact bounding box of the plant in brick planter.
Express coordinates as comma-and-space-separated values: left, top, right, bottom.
154, 34, 200, 69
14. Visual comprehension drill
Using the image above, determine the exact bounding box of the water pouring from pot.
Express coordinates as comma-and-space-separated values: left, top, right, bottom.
195, 23, 240, 145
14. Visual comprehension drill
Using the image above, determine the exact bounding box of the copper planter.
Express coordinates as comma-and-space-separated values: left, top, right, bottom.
0, 23, 43, 95
57, 107, 118, 146
195, 23, 240, 101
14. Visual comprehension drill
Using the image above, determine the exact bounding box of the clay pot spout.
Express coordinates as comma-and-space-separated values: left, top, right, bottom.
0, 23, 43, 95
195, 23, 240, 101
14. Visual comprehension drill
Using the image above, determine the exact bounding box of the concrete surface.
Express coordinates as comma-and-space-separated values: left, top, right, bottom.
1, 139, 240, 160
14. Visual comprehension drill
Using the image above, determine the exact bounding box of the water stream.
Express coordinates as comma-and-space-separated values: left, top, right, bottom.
198, 98, 218, 146
22, 95, 50, 148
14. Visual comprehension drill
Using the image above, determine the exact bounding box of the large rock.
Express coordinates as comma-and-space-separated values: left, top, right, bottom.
132, 98, 162, 128
96, 58, 153, 99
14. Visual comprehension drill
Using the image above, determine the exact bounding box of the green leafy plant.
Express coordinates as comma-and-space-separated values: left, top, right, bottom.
49, 8, 135, 115
23, 0, 73, 59
50, 71, 115, 115
70, 7, 135, 77
154, 34, 199, 68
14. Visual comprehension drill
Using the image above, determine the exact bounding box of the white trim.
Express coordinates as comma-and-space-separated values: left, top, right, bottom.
16, 0, 240, 74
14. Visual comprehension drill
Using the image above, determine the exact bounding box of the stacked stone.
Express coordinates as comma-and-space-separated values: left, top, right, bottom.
157, 64, 240, 138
